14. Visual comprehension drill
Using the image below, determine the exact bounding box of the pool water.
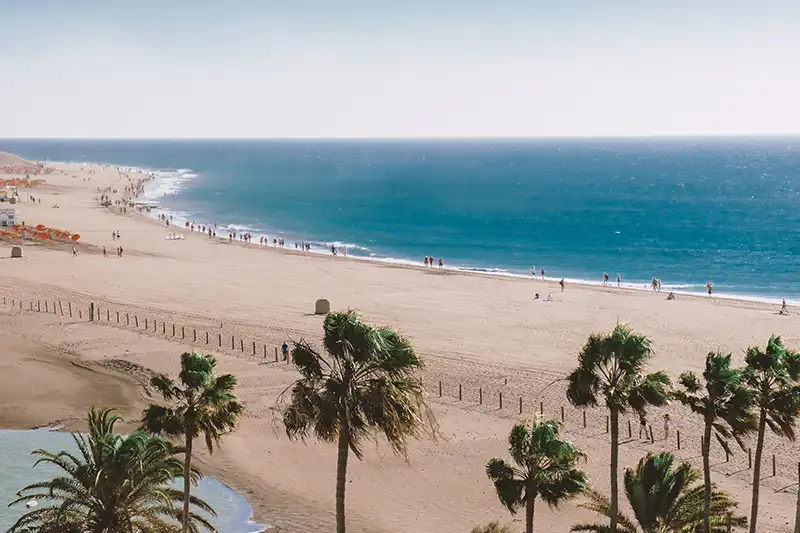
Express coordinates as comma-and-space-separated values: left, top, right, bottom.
0, 429, 268, 533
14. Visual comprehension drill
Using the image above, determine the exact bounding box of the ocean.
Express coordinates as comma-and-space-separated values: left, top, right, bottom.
2, 138, 799, 300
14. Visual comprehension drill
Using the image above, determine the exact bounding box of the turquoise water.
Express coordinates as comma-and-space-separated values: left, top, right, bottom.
2, 138, 799, 300
0, 429, 267, 533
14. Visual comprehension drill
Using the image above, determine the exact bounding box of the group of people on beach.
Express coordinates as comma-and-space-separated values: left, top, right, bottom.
424, 256, 443, 268
602, 272, 622, 286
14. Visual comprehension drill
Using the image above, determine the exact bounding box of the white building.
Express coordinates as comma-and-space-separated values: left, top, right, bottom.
0, 207, 17, 227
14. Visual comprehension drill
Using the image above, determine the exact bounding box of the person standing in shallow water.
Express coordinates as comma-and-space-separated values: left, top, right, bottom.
424, 257, 428, 267
438, 258, 443, 268
540, 267, 545, 279
617, 273, 621, 287
706, 281, 713, 296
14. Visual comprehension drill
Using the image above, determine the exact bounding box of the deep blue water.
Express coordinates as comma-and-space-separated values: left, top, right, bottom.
2, 138, 799, 299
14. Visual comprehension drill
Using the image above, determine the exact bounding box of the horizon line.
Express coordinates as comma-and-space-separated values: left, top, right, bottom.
2, 133, 800, 142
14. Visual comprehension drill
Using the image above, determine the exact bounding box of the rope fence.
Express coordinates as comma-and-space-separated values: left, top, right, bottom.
3, 292, 800, 499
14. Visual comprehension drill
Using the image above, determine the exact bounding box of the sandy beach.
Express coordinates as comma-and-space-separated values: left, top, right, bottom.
1, 160, 800, 532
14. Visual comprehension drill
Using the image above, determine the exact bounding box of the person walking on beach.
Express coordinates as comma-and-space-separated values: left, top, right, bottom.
617, 273, 621, 287
438, 257, 443, 268
282, 341, 289, 361
663, 414, 671, 440
780, 299, 789, 315
559, 278, 565, 291
103, 246, 107, 257
603, 272, 609, 285
540, 267, 545, 280
424, 257, 429, 267
531, 265, 536, 277
639, 414, 648, 439
706, 281, 713, 296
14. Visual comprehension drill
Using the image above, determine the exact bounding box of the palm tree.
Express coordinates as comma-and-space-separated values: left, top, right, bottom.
673, 352, 756, 533
566, 324, 671, 532
9, 408, 216, 533
142, 352, 244, 533
486, 419, 588, 533
281, 310, 437, 533
471, 522, 517, 533
572, 452, 746, 533
742, 336, 800, 533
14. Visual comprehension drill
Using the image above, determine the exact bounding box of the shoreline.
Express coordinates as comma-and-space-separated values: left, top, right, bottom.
27, 156, 799, 306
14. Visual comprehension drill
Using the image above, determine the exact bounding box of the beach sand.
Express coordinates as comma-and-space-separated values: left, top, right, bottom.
1, 162, 799, 532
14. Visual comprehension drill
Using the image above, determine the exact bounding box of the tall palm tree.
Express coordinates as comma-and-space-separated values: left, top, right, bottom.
142, 352, 244, 533
281, 310, 437, 533
471, 522, 517, 533
673, 352, 756, 533
566, 324, 671, 532
9, 408, 216, 533
572, 452, 746, 533
742, 336, 800, 533
486, 419, 588, 533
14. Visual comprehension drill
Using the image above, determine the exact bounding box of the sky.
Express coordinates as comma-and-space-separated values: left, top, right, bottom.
1, 0, 799, 138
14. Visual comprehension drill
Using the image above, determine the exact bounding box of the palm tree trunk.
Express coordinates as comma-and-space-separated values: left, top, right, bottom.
702, 418, 713, 533
749, 409, 767, 533
794, 474, 800, 533
336, 418, 350, 533
610, 408, 619, 533
526, 495, 535, 533
183, 431, 193, 533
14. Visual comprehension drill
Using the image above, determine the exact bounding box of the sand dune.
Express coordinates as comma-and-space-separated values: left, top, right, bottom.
0, 151, 36, 167
0, 162, 799, 532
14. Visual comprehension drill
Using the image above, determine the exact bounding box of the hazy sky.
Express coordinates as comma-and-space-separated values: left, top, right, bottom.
1, 0, 798, 138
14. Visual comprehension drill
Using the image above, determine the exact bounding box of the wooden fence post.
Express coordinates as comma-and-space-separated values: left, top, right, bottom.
79, 309, 82, 319
182, 326, 185, 339
45, 301, 48, 313
126, 313, 129, 325
725, 446, 729, 463
628, 420, 632, 439
499, 392, 503, 409
479, 388, 482, 405
173, 324, 176, 336
107, 310, 110, 321
162, 322, 166, 334
458, 384, 462, 401
145, 318, 148, 329
677, 430, 681, 450
207, 332, 210, 344
68, 302, 72, 317
438, 381, 442, 397
135, 315, 139, 327
240, 339, 244, 352
59, 301, 63, 315
231, 336, 235, 349
773, 455, 777, 477
519, 397, 522, 414
263, 344, 267, 358
275, 347, 278, 361
561, 406, 565, 422
117, 311, 120, 323
539, 401, 543, 416
88, 303, 93, 321
252, 341, 256, 355
194, 329, 198, 342
218, 333, 222, 347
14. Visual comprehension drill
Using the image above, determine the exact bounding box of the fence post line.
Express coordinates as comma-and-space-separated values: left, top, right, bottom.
498, 391, 503, 409
79, 310, 82, 319
677, 430, 681, 450
126, 313, 129, 325
194, 329, 198, 342
275, 347, 278, 361
438, 381, 442, 397
773, 454, 777, 477
218, 333, 222, 347
252, 341, 256, 355
263, 344, 267, 358
628, 420, 632, 439
583, 411, 587, 429
479, 388, 483, 405
519, 397, 522, 414
539, 401, 543, 415
240, 339, 244, 352
107, 310, 110, 321
59, 301, 63, 315
117, 311, 120, 323
68, 302, 72, 317
45, 301, 48, 313
231, 336, 235, 349
173, 324, 176, 336
162, 322, 166, 334
182, 326, 186, 339
207, 332, 210, 344
135, 315, 139, 327
145, 318, 148, 329
458, 384, 462, 401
